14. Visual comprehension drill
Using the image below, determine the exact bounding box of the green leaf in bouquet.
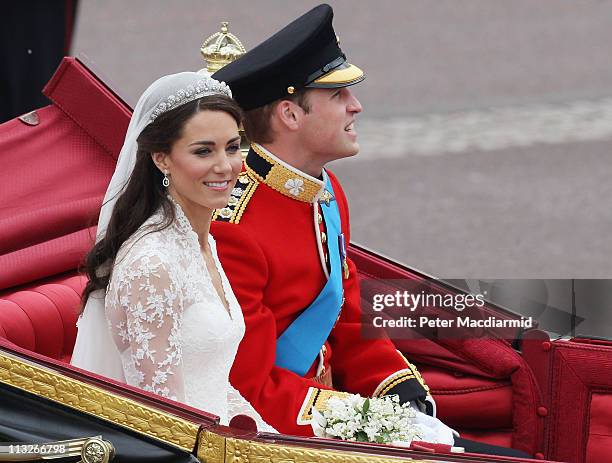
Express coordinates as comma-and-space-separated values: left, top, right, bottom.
356, 431, 369, 442
362, 398, 370, 415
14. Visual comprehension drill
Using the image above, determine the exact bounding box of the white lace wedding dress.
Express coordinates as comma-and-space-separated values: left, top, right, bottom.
104, 200, 275, 432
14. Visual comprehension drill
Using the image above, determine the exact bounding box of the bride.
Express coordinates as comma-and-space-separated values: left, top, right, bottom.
71, 71, 275, 431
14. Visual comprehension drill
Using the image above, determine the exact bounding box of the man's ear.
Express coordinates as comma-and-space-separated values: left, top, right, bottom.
273, 100, 302, 131
151, 152, 170, 173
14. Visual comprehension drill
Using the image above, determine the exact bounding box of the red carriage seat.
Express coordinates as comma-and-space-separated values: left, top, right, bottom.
0, 274, 85, 362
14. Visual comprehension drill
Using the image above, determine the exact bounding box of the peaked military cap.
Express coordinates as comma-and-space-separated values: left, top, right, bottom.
212, 3, 364, 110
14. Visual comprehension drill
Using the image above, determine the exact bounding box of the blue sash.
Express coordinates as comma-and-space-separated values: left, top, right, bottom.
275, 174, 344, 376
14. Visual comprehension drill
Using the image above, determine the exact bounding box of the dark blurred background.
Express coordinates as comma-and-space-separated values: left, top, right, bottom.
1, 1, 78, 122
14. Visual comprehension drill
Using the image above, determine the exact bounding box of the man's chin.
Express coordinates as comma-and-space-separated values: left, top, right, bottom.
343, 143, 360, 159
321, 143, 360, 164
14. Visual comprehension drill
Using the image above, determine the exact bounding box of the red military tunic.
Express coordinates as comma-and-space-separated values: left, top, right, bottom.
211, 144, 429, 435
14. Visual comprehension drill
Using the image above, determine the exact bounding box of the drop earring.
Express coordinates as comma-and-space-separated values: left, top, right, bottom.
162, 170, 170, 187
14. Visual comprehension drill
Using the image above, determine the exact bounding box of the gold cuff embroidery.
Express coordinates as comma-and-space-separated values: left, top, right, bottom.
297, 387, 350, 425
397, 351, 430, 393
372, 370, 417, 398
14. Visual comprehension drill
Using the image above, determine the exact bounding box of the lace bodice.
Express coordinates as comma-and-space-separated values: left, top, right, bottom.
104, 200, 274, 431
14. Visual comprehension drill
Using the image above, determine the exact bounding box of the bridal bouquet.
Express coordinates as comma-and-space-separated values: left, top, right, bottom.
311, 394, 425, 445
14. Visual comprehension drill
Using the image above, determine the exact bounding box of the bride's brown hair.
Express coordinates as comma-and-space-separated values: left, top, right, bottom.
80, 95, 242, 310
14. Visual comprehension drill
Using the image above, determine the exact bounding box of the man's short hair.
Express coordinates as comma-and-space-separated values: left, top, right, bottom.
243, 88, 311, 144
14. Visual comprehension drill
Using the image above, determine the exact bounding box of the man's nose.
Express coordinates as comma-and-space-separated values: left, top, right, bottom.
346, 89, 363, 114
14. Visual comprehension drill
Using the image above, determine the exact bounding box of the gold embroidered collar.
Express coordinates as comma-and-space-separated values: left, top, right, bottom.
245, 143, 326, 204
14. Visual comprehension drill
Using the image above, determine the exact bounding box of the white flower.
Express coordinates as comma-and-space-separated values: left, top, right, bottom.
311, 408, 329, 438
284, 178, 305, 196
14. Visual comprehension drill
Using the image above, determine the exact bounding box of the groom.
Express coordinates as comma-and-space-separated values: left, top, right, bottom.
212, 4, 527, 458
211, 4, 431, 432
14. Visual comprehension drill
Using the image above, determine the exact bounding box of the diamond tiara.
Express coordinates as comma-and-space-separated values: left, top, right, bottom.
149, 77, 232, 122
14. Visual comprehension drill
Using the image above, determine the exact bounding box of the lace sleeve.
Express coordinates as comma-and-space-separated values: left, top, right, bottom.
112, 254, 185, 402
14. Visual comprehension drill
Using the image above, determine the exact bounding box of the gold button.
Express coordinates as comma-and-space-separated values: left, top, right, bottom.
317, 213, 323, 224
287, 86, 295, 94
322, 344, 327, 355
321, 232, 327, 243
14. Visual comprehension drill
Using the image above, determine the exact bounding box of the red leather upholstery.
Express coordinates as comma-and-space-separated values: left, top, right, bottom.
397, 339, 542, 456
523, 332, 612, 463
0, 273, 85, 362
419, 366, 513, 429
0, 57, 128, 290
418, 364, 514, 447
587, 393, 612, 463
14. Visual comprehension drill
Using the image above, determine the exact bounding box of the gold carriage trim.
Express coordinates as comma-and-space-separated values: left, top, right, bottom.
197, 430, 226, 463
197, 429, 433, 463
213, 171, 259, 224
247, 144, 324, 204
297, 387, 350, 425
0, 352, 200, 451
